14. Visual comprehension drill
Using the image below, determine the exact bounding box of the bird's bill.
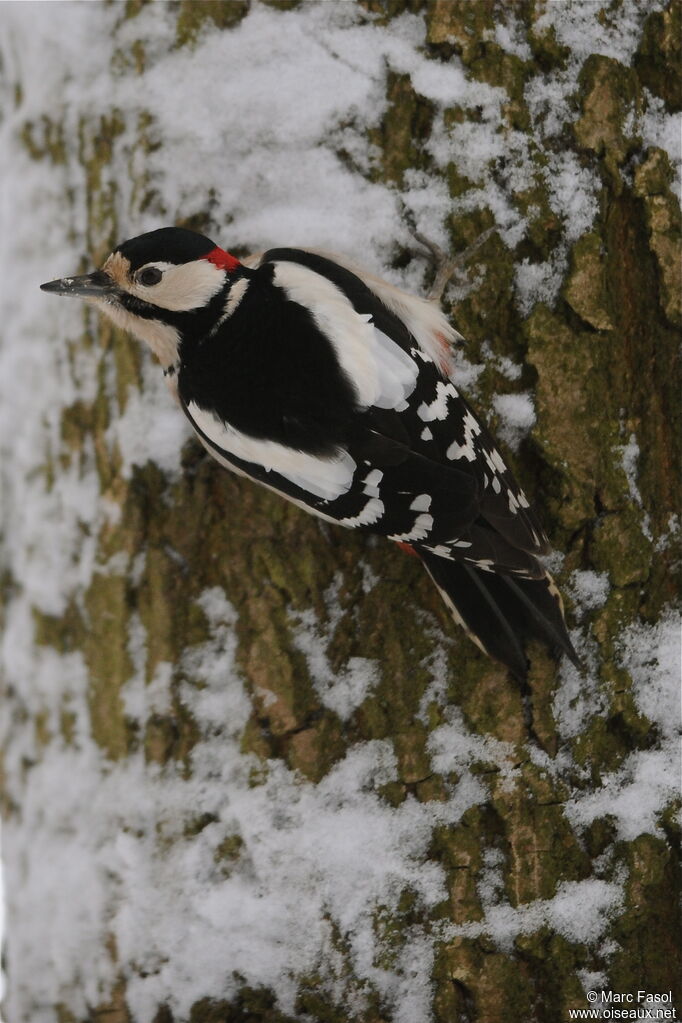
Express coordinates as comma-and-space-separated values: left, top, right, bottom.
40, 269, 117, 298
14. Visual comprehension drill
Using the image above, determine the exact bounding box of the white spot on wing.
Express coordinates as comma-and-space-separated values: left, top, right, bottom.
418, 381, 455, 422
390, 513, 434, 542
186, 401, 356, 501
446, 410, 480, 462
425, 544, 453, 558
340, 497, 384, 527
339, 468, 385, 526
363, 468, 383, 495
490, 450, 507, 472
410, 494, 432, 512
466, 557, 494, 572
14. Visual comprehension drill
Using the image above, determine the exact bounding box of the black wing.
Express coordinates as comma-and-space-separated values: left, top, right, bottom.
259, 248, 549, 575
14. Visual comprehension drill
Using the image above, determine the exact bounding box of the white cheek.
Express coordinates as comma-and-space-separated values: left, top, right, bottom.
133, 261, 225, 312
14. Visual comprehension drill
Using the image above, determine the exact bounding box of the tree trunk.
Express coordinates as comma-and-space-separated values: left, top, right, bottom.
1, 2, 680, 1022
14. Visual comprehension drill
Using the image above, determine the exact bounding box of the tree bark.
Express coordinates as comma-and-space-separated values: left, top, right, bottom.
1, 2, 680, 1022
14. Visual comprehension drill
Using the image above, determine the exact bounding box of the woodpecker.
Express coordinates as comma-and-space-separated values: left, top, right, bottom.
41, 227, 579, 679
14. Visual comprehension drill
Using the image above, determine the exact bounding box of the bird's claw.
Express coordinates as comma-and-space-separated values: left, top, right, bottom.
410, 226, 496, 303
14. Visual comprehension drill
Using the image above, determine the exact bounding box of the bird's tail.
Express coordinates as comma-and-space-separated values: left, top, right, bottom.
417, 549, 580, 680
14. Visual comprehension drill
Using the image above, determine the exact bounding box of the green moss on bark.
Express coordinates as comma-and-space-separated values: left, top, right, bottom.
20, 115, 67, 164
563, 231, 614, 330
82, 572, 134, 759
610, 834, 682, 997
634, 148, 682, 326
175, 0, 249, 47
371, 71, 436, 186
634, 1, 682, 112
574, 55, 641, 186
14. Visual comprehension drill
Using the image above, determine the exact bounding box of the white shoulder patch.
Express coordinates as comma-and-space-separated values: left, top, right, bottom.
272, 261, 418, 410
361, 316, 420, 410
186, 400, 356, 502
362, 276, 460, 378
280, 249, 460, 378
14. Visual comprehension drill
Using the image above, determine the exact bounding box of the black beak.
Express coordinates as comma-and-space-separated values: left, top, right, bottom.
40, 269, 117, 299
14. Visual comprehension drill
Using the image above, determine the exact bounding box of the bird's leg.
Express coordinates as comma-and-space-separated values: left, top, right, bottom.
412, 226, 496, 303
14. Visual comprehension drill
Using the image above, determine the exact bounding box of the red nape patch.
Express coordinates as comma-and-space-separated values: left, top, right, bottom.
396, 541, 419, 558
204, 246, 241, 273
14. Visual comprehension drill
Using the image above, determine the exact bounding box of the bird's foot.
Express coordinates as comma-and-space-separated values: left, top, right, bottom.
411, 226, 496, 303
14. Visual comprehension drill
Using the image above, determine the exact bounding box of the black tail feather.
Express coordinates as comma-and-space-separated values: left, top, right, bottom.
502, 574, 581, 669
418, 550, 579, 680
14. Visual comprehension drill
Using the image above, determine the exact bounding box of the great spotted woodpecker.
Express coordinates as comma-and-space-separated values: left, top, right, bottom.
41, 227, 578, 679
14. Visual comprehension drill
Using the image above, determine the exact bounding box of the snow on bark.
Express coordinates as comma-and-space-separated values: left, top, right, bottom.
0, 2, 679, 1021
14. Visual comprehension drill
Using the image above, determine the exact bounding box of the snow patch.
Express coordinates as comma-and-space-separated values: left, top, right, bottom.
447, 878, 624, 952
568, 570, 610, 615
289, 576, 380, 720
565, 613, 682, 841
492, 391, 536, 451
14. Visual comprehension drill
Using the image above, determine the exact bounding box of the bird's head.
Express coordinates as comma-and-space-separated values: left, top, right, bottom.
40, 226, 243, 369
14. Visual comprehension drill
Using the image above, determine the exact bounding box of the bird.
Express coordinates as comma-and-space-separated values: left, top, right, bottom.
41, 226, 579, 680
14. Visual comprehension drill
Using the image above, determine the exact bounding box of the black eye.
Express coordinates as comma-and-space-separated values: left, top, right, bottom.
138, 267, 163, 287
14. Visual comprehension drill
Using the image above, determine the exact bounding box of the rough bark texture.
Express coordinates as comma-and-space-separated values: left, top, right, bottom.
1, 2, 680, 1022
